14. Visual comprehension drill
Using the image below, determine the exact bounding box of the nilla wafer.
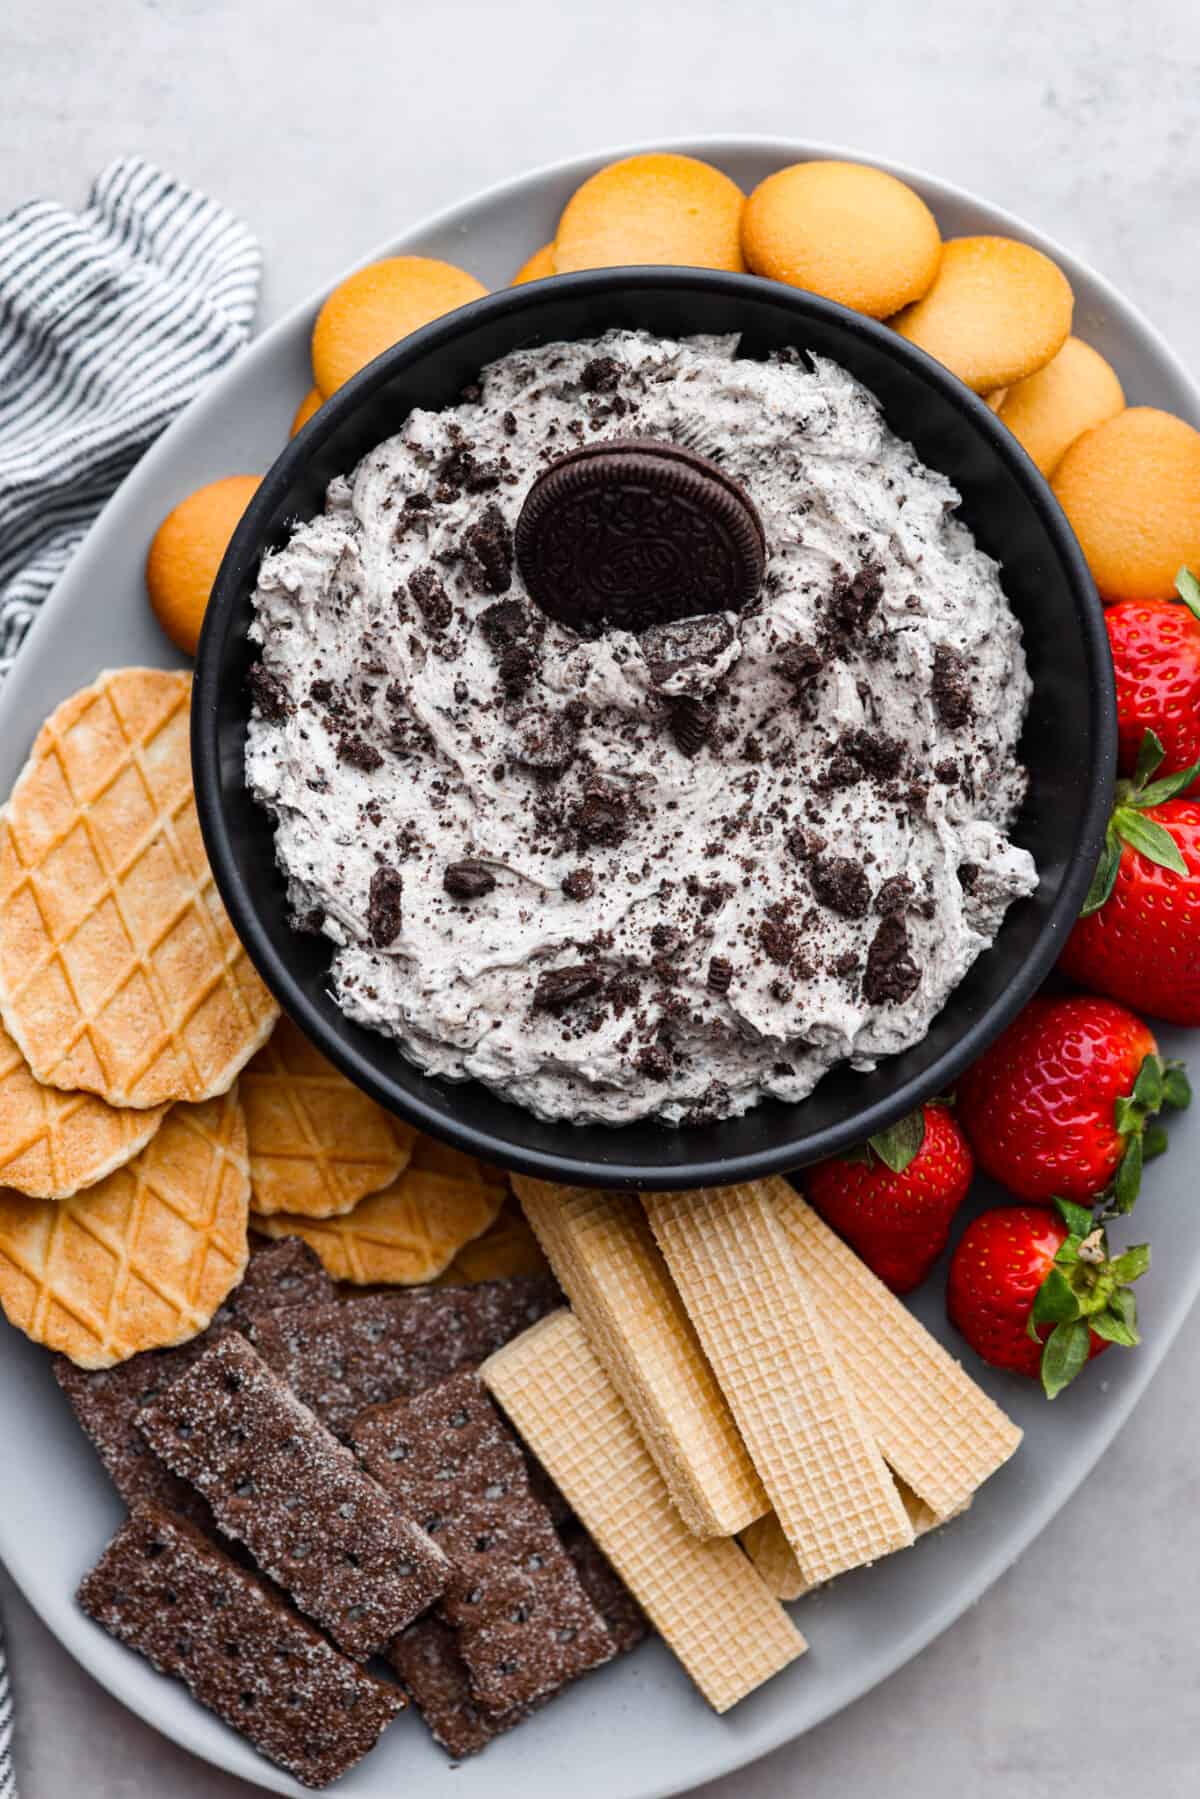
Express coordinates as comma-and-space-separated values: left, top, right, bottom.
554, 154, 745, 275
1052, 406, 1200, 600
742, 160, 941, 319
892, 236, 1073, 393
311, 257, 487, 397
145, 475, 260, 657
997, 336, 1125, 476
513, 243, 556, 285
289, 386, 323, 438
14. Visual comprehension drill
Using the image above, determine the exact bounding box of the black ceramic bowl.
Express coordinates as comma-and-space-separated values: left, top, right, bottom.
194, 269, 1115, 1190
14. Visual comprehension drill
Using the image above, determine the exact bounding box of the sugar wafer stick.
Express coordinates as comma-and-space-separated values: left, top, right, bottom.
513, 1176, 765, 1537
775, 1181, 1021, 1518
740, 1479, 971, 1600
643, 1182, 913, 1586
482, 1309, 804, 1713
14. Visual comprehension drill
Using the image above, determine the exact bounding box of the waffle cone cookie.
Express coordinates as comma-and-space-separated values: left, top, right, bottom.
0, 1087, 249, 1368
0, 670, 278, 1109
434, 1197, 553, 1284
252, 1136, 505, 1283
240, 1014, 414, 1218
0, 1015, 167, 1200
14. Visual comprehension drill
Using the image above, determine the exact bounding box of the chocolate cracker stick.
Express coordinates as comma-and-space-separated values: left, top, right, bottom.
79, 1504, 404, 1788
139, 1332, 447, 1657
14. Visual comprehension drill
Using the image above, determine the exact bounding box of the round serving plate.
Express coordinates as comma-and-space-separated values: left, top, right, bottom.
0, 137, 1197, 1798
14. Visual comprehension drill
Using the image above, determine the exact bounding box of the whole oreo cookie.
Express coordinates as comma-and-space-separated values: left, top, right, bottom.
515, 438, 765, 635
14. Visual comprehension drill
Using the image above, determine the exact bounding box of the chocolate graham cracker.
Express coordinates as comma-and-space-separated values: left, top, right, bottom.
264, 1274, 563, 1437
352, 1371, 614, 1713
55, 1240, 328, 1526
79, 1504, 404, 1788
138, 1332, 448, 1657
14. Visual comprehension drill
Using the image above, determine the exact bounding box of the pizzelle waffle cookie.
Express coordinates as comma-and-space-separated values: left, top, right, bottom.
643, 1182, 914, 1586
253, 1136, 505, 1283
0, 1013, 167, 1200
436, 1197, 553, 1285
482, 1310, 805, 1712
775, 1181, 1021, 1517
0, 670, 278, 1109
0, 1087, 249, 1367
513, 1176, 766, 1537
240, 1013, 414, 1217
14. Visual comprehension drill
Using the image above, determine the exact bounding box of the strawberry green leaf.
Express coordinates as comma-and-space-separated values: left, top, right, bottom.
1113, 807, 1189, 876
1080, 824, 1123, 917
1041, 1317, 1091, 1399
1136, 760, 1200, 807
1088, 1308, 1139, 1349
1176, 567, 1200, 622
1113, 1094, 1139, 1135
867, 1108, 926, 1174
1110, 1285, 1140, 1336
1133, 729, 1166, 789
1163, 1063, 1192, 1111
1131, 1055, 1164, 1113
1109, 1243, 1151, 1283
1144, 1123, 1169, 1160
1028, 1265, 1081, 1341
1055, 1197, 1095, 1239
1114, 1134, 1144, 1213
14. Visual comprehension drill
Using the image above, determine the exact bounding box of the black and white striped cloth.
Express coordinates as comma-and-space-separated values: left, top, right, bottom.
0, 157, 261, 680
0, 159, 260, 1792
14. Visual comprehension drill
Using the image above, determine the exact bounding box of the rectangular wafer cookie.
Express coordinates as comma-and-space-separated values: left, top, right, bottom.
138, 1332, 448, 1657
262, 1274, 563, 1437
482, 1310, 804, 1713
79, 1504, 404, 1788
643, 1182, 913, 1586
351, 1372, 614, 1712
513, 1176, 765, 1537
740, 1479, 971, 1599
775, 1182, 1022, 1517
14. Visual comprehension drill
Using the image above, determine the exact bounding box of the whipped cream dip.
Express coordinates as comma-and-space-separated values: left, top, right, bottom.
246, 330, 1037, 1125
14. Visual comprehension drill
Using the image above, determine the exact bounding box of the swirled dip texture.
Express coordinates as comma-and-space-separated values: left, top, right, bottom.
246, 332, 1037, 1126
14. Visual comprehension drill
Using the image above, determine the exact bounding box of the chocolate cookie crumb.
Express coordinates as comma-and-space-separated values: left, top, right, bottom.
443, 859, 496, 900
532, 963, 604, 1013
777, 640, 825, 690
409, 567, 454, 632
368, 865, 404, 945
337, 733, 384, 773
561, 867, 595, 902
845, 727, 904, 780
957, 861, 980, 894
247, 662, 291, 721
829, 563, 883, 636
707, 956, 733, 995
669, 694, 716, 757
580, 356, 622, 393
875, 874, 915, 916
932, 644, 975, 728
574, 782, 627, 849
462, 503, 513, 595
863, 915, 921, 1005
811, 854, 871, 920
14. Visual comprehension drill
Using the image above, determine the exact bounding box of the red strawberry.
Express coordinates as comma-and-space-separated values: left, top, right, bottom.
1106, 569, 1200, 795
947, 1200, 1148, 1398
1061, 731, 1200, 1024
804, 1103, 974, 1293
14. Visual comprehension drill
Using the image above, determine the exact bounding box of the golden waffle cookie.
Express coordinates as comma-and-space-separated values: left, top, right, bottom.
252, 1136, 505, 1283
514, 1176, 766, 1538
740, 1478, 970, 1600
777, 1181, 1021, 1517
0, 1014, 167, 1200
0, 1087, 249, 1368
435, 1196, 553, 1284
643, 1182, 913, 1586
0, 670, 278, 1110
240, 1014, 414, 1218
483, 1309, 805, 1712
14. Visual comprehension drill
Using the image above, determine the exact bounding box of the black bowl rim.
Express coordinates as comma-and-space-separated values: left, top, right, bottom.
193, 266, 1116, 1188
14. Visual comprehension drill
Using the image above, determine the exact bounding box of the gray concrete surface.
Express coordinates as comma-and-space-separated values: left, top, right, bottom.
2, 0, 1199, 1793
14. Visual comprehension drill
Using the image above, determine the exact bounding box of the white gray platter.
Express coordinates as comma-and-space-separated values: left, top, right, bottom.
1, 137, 1197, 1798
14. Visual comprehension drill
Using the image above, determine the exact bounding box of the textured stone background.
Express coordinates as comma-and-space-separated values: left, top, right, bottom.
2, 1, 1199, 1794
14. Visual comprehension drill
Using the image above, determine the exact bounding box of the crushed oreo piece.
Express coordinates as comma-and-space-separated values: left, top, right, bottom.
513, 708, 579, 772
574, 781, 627, 848
462, 503, 513, 595
368, 865, 404, 945
875, 874, 915, 916
668, 694, 716, 758
932, 644, 975, 728
811, 854, 871, 920
777, 640, 825, 690
707, 956, 733, 995
829, 563, 883, 635
444, 859, 496, 900
580, 356, 622, 393
759, 905, 798, 967
247, 661, 291, 722
641, 613, 735, 687
78, 1505, 404, 1789
844, 728, 904, 780
409, 566, 454, 632
336, 733, 383, 773
561, 867, 594, 902
862, 915, 921, 1005
957, 861, 980, 894
532, 962, 604, 1013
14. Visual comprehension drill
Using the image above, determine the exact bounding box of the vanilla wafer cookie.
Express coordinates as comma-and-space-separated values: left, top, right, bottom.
253, 1138, 505, 1283
483, 1310, 804, 1712
0, 670, 278, 1108
0, 1013, 167, 1199
514, 1177, 765, 1538
643, 1182, 913, 1585
0, 1087, 249, 1367
240, 1014, 414, 1217
776, 1182, 1021, 1518
740, 1478, 970, 1600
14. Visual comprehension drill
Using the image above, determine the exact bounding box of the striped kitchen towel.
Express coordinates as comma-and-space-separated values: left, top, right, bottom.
0, 157, 261, 681
0, 1611, 12, 1799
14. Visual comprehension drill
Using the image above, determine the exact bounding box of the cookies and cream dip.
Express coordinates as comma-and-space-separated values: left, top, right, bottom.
246, 330, 1037, 1126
